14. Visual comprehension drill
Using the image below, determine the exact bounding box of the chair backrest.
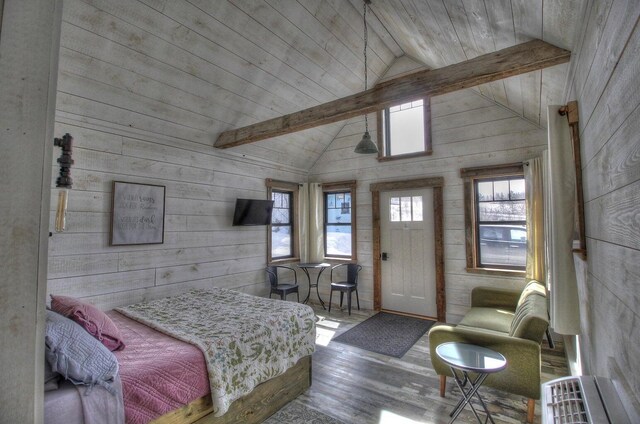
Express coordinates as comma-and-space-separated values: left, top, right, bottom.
265, 266, 278, 288
266, 265, 297, 288
332, 263, 362, 286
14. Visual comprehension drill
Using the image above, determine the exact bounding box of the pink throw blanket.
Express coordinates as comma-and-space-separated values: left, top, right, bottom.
108, 311, 210, 424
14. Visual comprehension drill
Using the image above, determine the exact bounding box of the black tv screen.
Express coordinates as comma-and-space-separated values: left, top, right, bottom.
232, 199, 274, 226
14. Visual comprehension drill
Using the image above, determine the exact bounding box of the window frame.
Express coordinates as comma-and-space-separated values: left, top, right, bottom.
461, 163, 526, 276
266, 179, 300, 264
322, 181, 357, 261
376, 96, 432, 161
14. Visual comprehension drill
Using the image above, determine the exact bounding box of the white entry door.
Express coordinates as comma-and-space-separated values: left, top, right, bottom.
380, 189, 437, 317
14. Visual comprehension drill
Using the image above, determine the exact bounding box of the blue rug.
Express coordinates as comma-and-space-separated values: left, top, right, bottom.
332, 312, 434, 357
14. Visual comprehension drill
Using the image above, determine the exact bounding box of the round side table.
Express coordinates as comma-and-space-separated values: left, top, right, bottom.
435, 342, 507, 424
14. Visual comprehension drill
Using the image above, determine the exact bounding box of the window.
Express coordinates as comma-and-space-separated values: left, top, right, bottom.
323, 181, 357, 260
389, 195, 423, 222
266, 180, 299, 263
461, 163, 526, 273
378, 98, 432, 160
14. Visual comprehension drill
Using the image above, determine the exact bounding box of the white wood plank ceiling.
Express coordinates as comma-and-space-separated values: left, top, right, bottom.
59, 0, 585, 170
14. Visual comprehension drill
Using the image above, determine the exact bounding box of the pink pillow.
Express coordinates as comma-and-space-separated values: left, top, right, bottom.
50, 295, 125, 351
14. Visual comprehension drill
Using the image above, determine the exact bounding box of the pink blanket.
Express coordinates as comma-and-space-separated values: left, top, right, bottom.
108, 311, 210, 424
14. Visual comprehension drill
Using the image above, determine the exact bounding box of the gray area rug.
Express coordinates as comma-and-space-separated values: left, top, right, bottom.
264, 400, 346, 424
332, 312, 435, 357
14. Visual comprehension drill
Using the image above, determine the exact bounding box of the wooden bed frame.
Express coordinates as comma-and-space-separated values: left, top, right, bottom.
152, 355, 312, 424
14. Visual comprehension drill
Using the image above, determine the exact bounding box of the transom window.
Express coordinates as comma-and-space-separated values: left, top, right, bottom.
378, 98, 432, 160
461, 164, 527, 274
389, 196, 423, 222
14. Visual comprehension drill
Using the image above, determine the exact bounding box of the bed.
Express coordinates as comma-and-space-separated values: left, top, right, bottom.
44, 288, 316, 424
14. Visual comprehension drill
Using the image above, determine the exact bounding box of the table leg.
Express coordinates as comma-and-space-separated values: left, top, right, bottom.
300, 267, 312, 305
448, 367, 496, 424
315, 267, 326, 309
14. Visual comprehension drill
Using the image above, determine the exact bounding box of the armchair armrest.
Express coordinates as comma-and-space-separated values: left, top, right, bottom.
471, 286, 521, 310
429, 324, 542, 399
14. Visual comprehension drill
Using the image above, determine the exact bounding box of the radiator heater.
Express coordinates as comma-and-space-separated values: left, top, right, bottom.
541, 376, 631, 423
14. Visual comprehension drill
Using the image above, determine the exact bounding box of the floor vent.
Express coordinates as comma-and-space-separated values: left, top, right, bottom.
542, 376, 631, 424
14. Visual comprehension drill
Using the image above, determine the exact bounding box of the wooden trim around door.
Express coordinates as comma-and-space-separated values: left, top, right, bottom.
370, 177, 446, 322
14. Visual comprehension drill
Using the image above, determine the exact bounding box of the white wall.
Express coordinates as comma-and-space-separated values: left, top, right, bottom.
310, 88, 549, 322
0, 1, 62, 422
47, 0, 308, 309
564, 0, 640, 417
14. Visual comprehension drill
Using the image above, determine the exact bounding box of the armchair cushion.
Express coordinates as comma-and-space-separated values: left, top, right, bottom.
459, 307, 514, 333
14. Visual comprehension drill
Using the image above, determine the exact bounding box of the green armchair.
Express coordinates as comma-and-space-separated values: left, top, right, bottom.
428, 281, 549, 423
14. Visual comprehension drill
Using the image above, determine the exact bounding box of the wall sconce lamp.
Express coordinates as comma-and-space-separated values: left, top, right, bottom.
54, 133, 74, 232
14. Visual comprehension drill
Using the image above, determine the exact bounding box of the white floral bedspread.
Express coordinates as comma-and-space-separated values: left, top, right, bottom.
116, 288, 316, 416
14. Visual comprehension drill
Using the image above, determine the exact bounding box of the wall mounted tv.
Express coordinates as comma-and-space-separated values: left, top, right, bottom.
232, 198, 274, 226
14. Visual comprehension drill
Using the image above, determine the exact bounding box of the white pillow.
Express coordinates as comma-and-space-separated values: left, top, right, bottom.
45, 310, 119, 395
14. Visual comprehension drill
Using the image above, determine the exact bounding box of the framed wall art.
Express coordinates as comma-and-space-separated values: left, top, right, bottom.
110, 181, 166, 246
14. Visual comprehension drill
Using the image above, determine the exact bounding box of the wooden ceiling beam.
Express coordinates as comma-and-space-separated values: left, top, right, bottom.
214, 39, 570, 149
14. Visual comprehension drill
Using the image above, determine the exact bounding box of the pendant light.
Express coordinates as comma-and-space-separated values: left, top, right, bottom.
354, 0, 378, 154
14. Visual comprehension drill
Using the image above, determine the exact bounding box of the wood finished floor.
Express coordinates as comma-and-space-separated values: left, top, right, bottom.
294, 304, 568, 424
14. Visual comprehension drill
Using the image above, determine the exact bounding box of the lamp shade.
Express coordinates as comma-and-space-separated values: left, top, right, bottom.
354, 130, 378, 154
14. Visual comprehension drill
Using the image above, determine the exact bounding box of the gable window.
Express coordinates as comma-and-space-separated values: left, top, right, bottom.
461, 163, 526, 274
378, 98, 432, 160
266, 180, 299, 263
323, 181, 357, 260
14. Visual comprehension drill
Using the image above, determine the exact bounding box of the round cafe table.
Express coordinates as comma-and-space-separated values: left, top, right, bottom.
296, 262, 330, 309
435, 342, 507, 424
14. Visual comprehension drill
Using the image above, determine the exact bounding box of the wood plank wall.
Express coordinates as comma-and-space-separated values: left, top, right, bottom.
310, 87, 548, 322
0, 1, 62, 421
47, 0, 338, 309
564, 0, 640, 417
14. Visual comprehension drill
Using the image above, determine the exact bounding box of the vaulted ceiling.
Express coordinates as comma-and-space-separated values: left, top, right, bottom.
218, 0, 585, 169
60, 0, 586, 170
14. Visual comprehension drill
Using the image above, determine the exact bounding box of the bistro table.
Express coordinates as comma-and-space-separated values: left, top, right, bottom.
435, 342, 507, 424
296, 262, 330, 309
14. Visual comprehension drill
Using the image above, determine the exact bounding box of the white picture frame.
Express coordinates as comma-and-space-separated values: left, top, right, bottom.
110, 181, 166, 245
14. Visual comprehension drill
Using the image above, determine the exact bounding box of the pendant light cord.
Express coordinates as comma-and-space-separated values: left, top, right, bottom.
363, 0, 369, 131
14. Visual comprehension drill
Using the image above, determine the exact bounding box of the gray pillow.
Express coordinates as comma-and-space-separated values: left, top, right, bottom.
45, 310, 119, 395
44, 360, 60, 392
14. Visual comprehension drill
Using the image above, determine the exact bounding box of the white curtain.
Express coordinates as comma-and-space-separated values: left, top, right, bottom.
308, 183, 324, 262
546, 106, 581, 335
298, 183, 310, 263
524, 156, 545, 283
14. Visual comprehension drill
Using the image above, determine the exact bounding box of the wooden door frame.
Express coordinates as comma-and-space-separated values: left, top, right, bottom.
370, 177, 446, 322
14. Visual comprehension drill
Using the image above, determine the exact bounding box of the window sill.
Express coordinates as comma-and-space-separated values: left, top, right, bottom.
269, 257, 300, 265
323, 257, 355, 263
377, 150, 433, 162
465, 267, 525, 277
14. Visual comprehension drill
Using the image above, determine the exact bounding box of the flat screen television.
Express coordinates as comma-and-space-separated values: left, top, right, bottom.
232, 198, 274, 226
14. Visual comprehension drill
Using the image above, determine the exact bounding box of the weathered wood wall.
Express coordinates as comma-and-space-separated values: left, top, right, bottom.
0, 1, 62, 422
47, 0, 326, 309
564, 0, 640, 417
310, 84, 548, 322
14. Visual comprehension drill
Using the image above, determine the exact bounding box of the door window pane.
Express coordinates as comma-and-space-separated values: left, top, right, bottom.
412, 196, 423, 221
389, 196, 423, 222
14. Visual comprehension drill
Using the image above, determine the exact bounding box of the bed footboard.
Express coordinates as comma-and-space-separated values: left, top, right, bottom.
152, 355, 312, 424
